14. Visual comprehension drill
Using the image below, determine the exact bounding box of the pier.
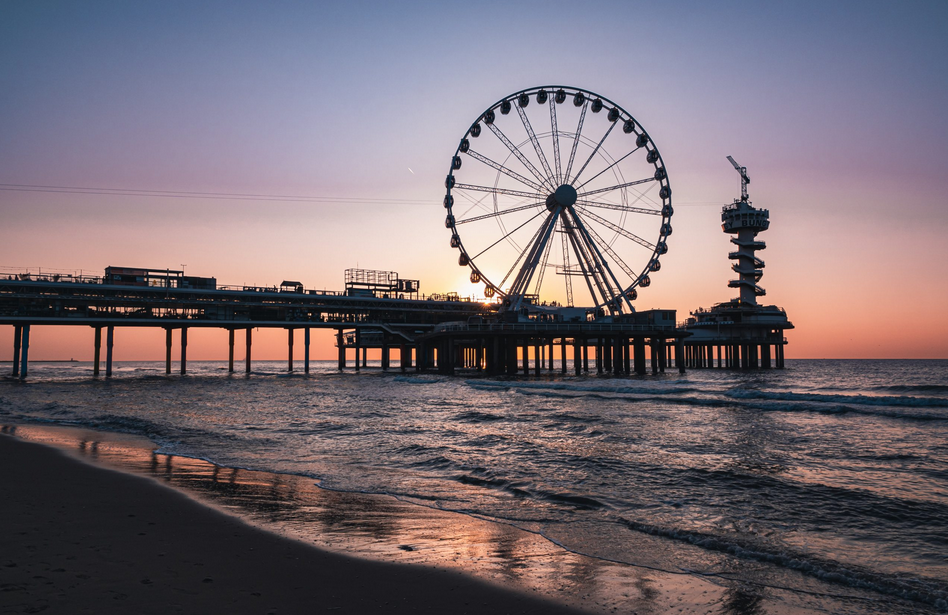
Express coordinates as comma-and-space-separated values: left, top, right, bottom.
1, 268, 483, 379
2, 268, 687, 379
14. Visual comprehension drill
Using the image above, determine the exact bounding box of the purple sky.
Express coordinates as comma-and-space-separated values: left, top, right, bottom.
2, 0, 947, 358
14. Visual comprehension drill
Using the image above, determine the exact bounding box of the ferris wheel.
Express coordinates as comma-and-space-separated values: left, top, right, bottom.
444, 86, 672, 315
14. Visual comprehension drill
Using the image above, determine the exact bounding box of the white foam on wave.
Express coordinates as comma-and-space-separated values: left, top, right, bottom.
726, 388, 948, 409
465, 379, 698, 397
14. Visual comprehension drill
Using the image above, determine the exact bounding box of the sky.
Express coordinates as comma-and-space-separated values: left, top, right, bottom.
2, 0, 947, 360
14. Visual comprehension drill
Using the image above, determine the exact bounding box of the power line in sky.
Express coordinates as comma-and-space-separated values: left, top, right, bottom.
0, 183, 426, 204
0, 183, 722, 206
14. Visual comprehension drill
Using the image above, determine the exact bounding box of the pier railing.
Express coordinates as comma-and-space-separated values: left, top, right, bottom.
433, 322, 679, 333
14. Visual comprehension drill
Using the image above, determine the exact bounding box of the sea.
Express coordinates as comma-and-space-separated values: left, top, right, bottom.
2, 359, 947, 614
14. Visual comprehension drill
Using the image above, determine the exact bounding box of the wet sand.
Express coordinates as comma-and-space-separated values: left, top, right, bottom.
2, 423, 874, 615
0, 432, 588, 615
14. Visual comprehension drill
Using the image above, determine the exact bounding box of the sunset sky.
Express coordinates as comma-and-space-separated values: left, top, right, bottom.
2, 0, 947, 360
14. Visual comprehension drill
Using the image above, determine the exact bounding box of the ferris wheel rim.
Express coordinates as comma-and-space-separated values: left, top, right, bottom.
444, 85, 673, 312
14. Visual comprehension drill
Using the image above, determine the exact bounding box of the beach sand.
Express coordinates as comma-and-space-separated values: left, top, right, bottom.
3, 424, 872, 615
0, 433, 587, 615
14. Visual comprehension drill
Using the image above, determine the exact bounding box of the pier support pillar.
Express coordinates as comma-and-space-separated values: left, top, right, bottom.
18, 324, 30, 380
245, 328, 252, 374
777, 343, 785, 369
180, 327, 188, 375
304, 328, 310, 374
676, 341, 686, 374
400, 343, 409, 372
336, 330, 345, 370
12, 325, 21, 377
381, 337, 390, 371
658, 339, 667, 373
165, 328, 173, 374
505, 339, 517, 375
105, 325, 114, 378
561, 339, 567, 374
92, 326, 101, 377
761, 343, 772, 369
582, 341, 589, 373
573, 338, 581, 376
633, 338, 646, 375
354, 329, 361, 372
287, 328, 294, 372
228, 329, 235, 373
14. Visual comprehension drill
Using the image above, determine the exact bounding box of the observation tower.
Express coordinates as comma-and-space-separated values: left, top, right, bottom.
681, 157, 793, 369
723, 156, 768, 305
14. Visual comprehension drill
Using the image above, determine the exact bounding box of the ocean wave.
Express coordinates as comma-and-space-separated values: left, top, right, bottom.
726, 388, 948, 408
497, 385, 948, 421
392, 376, 442, 384
455, 474, 605, 510
871, 384, 948, 394
466, 379, 701, 396
454, 409, 505, 423
617, 516, 948, 610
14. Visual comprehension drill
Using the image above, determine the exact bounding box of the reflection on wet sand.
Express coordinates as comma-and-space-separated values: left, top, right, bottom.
3, 423, 800, 615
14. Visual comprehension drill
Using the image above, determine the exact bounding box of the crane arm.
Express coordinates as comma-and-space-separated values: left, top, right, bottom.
726, 155, 750, 200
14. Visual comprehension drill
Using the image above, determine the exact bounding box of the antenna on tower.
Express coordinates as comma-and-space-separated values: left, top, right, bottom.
726, 156, 750, 201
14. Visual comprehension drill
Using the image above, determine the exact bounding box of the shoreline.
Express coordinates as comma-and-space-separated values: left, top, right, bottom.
1, 423, 737, 615
0, 428, 594, 615
4, 421, 926, 614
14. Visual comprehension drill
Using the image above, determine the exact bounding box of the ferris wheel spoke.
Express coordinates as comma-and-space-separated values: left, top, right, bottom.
470, 208, 548, 261
505, 211, 560, 306
559, 220, 574, 306
575, 199, 661, 216
574, 147, 641, 191
564, 101, 588, 183
453, 183, 538, 200
550, 99, 562, 183
465, 149, 544, 192
515, 103, 556, 189
580, 218, 639, 280
457, 193, 531, 224
570, 118, 618, 185
499, 211, 554, 289
579, 177, 656, 198
576, 208, 657, 251
485, 123, 551, 189
569, 211, 629, 310
453, 187, 495, 218
530, 223, 557, 297
455, 201, 541, 225
563, 218, 611, 308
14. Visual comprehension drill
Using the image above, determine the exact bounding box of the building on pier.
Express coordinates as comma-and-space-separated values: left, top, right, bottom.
681, 157, 793, 369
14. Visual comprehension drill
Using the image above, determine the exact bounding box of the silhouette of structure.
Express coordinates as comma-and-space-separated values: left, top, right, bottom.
2, 88, 793, 378
680, 157, 793, 368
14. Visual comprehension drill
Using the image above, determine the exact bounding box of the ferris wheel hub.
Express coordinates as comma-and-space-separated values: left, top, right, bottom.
546, 184, 577, 211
